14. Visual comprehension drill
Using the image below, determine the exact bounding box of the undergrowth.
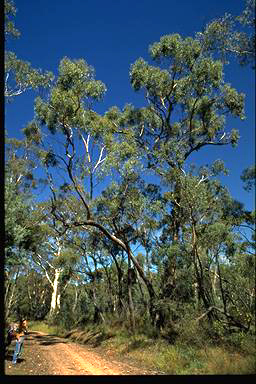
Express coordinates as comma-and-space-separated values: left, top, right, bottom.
28, 320, 65, 336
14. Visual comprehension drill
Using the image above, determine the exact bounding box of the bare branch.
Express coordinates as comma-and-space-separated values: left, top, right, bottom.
196, 175, 209, 187
92, 145, 106, 173
33, 253, 54, 288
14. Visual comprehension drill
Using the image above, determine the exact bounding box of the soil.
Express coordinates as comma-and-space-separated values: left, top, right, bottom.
5, 331, 159, 376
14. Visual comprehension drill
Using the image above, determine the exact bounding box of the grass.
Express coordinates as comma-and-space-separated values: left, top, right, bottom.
90, 329, 255, 374
106, 335, 255, 374
27, 320, 256, 374
28, 320, 65, 336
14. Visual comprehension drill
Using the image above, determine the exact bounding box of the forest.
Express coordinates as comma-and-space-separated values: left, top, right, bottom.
4, 0, 255, 372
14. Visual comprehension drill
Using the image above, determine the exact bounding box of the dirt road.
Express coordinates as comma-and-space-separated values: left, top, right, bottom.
5, 331, 157, 375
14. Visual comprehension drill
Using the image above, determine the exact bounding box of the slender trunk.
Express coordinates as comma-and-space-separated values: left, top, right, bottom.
212, 264, 218, 298
142, 228, 150, 276
216, 253, 227, 317
191, 220, 213, 321
80, 221, 156, 303
90, 172, 93, 200
4, 278, 11, 310
74, 218, 157, 321
127, 247, 157, 325
5, 267, 20, 320
137, 274, 147, 310
72, 287, 78, 314
170, 215, 179, 287
169, 181, 182, 290
193, 281, 199, 309
49, 268, 62, 317
128, 248, 155, 301
127, 251, 135, 333
117, 271, 124, 314
101, 256, 115, 314
56, 293, 61, 309
110, 249, 124, 314
92, 284, 105, 323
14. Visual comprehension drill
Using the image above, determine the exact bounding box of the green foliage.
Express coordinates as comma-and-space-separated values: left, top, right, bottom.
4, 0, 20, 38
5, 51, 54, 98
241, 164, 256, 191
4, 0, 54, 99
130, 33, 245, 172
12, 271, 51, 320
197, 0, 255, 68
5, 160, 41, 265
35, 57, 106, 135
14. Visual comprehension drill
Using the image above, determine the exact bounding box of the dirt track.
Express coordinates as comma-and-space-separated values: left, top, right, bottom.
6, 331, 156, 375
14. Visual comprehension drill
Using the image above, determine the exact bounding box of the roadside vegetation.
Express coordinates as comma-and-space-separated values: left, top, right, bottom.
27, 320, 255, 374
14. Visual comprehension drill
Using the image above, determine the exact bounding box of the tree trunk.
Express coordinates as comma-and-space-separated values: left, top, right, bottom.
127, 248, 157, 325
127, 252, 135, 333
5, 267, 20, 320
110, 249, 124, 315
191, 221, 214, 322
72, 286, 78, 314
212, 264, 218, 298
74, 220, 157, 322
49, 268, 62, 318
170, 212, 179, 288
92, 285, 105, 324
216, 253, 228, 317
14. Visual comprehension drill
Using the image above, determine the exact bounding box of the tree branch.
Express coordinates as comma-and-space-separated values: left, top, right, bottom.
184, 140, 227, 160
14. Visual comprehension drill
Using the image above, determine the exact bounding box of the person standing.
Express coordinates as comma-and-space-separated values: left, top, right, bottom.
12, 319, 28, 365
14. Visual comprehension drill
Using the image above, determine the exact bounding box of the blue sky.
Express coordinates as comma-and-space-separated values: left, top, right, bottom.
5, 0, 255, 211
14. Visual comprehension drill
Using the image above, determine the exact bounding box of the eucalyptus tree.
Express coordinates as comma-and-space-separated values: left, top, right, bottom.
129, 32, 245, 303
23, 57, 166, 329
11, 268, 52, 321
220, 166, 255, 331
29, 201, 83, 320
171, 163, 255, 331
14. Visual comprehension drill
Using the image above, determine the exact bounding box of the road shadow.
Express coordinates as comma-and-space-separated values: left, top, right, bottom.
29, 331, 68, 346
91, 333, 114, 347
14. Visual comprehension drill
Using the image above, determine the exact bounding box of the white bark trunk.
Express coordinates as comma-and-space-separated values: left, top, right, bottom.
50, 268, 62, 315
212, 265, 218, 296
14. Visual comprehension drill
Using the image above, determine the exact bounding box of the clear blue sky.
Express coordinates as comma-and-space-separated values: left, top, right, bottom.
5, 0, 255, 211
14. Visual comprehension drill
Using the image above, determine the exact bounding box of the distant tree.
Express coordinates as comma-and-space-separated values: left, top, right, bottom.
4, 0, 53, 319
5, 135, 44, 261
4, 135, 45, 319
13, 269, 51, 320
30, 206, 81, 321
